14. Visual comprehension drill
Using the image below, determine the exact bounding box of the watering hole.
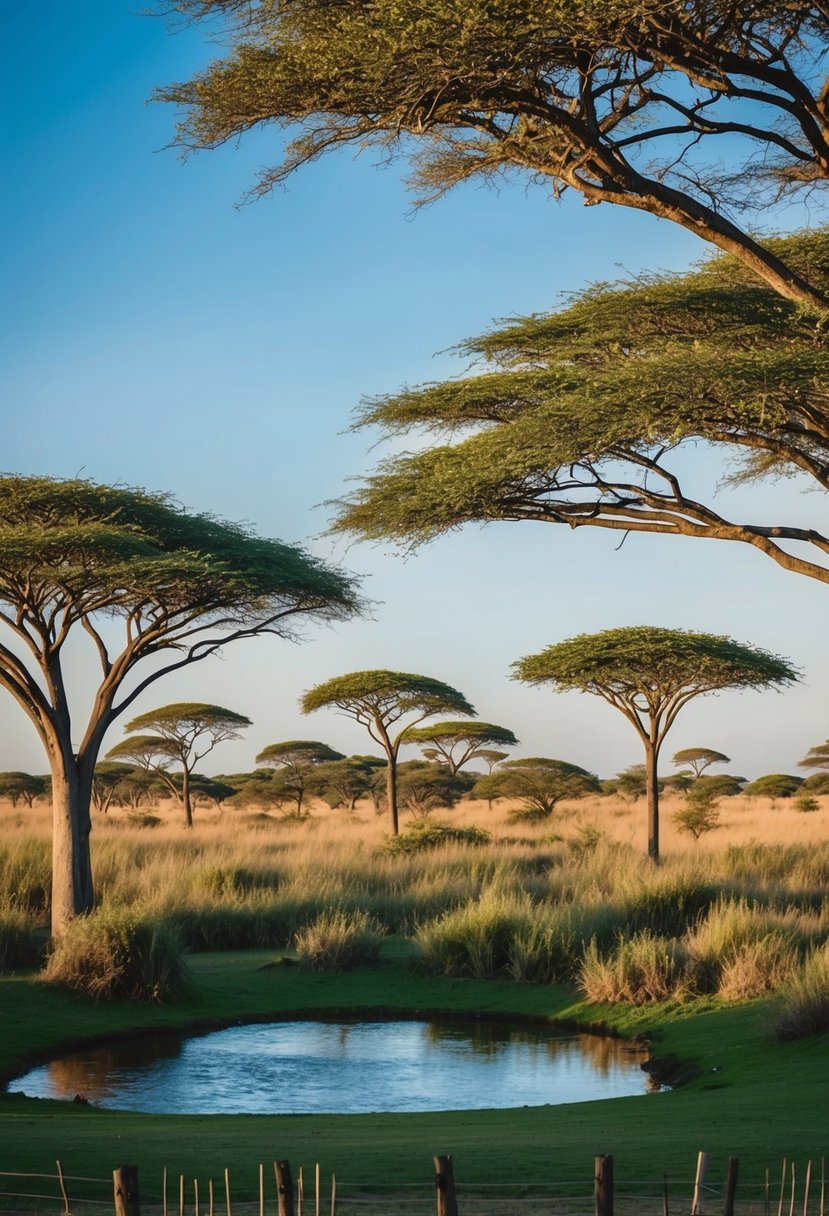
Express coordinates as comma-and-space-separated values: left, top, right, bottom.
7, 1019, 660, 1114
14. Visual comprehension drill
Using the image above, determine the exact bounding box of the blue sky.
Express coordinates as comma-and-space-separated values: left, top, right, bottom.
1, 3, 826, 781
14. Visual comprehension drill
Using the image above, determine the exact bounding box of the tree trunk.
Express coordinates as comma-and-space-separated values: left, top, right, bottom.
181, 765, 193, 828
49, 749, 94, 939
385, 757, 399, 835
644, 740, 660, 864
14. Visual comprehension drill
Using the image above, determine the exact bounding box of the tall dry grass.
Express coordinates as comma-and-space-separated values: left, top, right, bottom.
3, 792, 828, 1017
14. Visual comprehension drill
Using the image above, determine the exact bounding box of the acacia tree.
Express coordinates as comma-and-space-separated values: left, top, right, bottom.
0, 475, 359, 937
513, 627, 797, 862
255, 740, 345, 815
300, 671, 474, 834
798, 738, 829, 772
333, 231, 829, 587
161, 0, 829, 307
473, 757, 599, 820
402, 720, 518, 775
672, 748, 731, 780
108, 703, 251, 827
0, 772, 46, 808
90, 762, 136, 814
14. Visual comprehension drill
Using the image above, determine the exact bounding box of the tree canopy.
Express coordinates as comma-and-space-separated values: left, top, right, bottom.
401, 719, 518, 774
0, 474, 360, 935
256, 740, 345, 815
332, 230, 829, 586
0, 772, 46, 808
301, 670, 474, 833
473, 757, 599, 820
671, 748, 731, 779
161, 0, 829, 305
798, 738, 829, 771
514, 626, 797, 860
109, 702, 251, 826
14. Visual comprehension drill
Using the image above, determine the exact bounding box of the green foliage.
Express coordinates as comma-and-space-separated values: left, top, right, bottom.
43, 907, 189, 1003
671, 748, 730, 778
801, 772, 829, 795
798, 739, 829, 772
0, 772, 46, 807
396, 761, 475, 816
742, 774, 803, 799
255, 741, 346, 815
330, 232, 829, 582
694, 774, 746, 798
795, 794, 820, 814
159, 1, 829, 303
293, 909, 383, 971
384, 820, 491, 855
302, 671, 474, 720
402, 720, 518, 774
672, 786, 721, 841
308, 757, 380, 810
474, 758, 599, 820
515, 628, 798, 699
606, 765, 648, 802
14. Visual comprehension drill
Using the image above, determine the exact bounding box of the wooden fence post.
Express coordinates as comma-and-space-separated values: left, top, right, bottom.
275, 1160, 295, 1216
434, 1155, 459, 1216
692, 1153, 709, 1216
724, 1158, 739, 1216
113, 1165, 141, 1216
595, 1155, 614, 1216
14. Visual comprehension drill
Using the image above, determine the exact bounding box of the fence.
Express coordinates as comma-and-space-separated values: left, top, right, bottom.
0, 1153, 826, 1216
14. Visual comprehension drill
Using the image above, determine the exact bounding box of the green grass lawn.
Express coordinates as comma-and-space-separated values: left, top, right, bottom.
0, 951, 826, 1203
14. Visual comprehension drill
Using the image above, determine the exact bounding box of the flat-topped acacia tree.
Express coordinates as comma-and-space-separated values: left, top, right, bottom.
108, 703, 252, 827
401, 720, 518, 776
255, 740, 345, 816
0, 475, 360, 937
300, 671, 475, 834
161, 0, 829, 307
513, 627, 797, 862
332, 232, 829, 587
671, 748, 731, 781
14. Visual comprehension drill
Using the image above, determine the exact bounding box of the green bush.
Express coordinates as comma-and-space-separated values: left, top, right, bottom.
43, 907, 189, 1002
774, 943, 829, 1040
385, 820, 490, 854
294, 908, 383, 970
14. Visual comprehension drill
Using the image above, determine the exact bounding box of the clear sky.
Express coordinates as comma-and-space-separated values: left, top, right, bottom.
1, 3, 826, 782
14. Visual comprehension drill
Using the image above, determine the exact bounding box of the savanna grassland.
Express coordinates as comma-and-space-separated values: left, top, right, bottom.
1, 790, 829, 1211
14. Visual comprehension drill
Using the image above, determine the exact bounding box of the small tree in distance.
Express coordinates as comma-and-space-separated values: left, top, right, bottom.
0, 772, 47, 808
673, 785, 722, 841
301, 671, 475, 835
108, 703, 252, 827
672, 748, 731, 780
255, 741, 345, 816
513, 627, 798, 863
473, 758, 599, 821
402, 720, 518, 775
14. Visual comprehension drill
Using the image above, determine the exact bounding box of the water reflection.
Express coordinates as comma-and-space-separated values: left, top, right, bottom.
8, 1019, 657, 1115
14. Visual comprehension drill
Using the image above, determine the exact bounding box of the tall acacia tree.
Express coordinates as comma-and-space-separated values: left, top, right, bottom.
333, 231, 829, 586
300, 671, 475, 834
514, 627, 797, 862
160, 0, 829, 307
671, 748, 731, 780
402, 720, 518, 775
0, 475, 360, 937
108, 703, 252, 827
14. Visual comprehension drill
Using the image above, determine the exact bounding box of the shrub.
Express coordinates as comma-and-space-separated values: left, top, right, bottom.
579, 932, 690, 1004
774, 943, 829, 1040
385, 820, 490, 854
673, 787, 721, 840
685, 898, 802, 995
794, 795, 820, 814
0, 907, 42, 970
294, 908, 383, 970
415, 892, 526, 979
43, 907, 189, 1002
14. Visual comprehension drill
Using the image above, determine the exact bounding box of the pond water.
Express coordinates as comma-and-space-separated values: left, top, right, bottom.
8, 1019, 657, 1114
